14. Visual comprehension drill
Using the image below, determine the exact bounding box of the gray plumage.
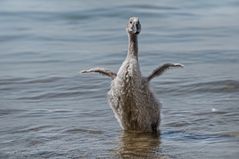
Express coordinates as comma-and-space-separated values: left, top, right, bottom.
82, 17, 183, 133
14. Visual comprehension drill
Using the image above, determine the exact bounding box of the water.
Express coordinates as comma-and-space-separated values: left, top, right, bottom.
0, 0, 239, 158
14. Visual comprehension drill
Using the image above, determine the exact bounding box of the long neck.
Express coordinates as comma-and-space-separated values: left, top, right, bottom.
127, 34, 138, 59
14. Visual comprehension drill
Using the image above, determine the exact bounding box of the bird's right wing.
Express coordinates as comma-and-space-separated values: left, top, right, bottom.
81, 67, 117, 80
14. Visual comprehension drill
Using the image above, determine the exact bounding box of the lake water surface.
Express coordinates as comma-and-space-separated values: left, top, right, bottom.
0, 0, 239, 158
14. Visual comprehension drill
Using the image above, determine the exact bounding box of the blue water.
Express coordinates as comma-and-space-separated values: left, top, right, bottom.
0, 0, 239, 158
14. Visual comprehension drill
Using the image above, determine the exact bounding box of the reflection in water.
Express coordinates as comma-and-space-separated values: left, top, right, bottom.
116, 131, 167, 159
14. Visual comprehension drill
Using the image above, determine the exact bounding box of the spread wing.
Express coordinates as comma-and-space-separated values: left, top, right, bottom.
81, 67, 117, 80
147, 63, 183, 81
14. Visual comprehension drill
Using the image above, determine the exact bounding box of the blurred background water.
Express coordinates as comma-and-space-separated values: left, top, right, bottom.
0, 0, 239, 158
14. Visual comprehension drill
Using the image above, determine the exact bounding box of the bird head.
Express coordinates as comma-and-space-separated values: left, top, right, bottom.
126, 17, 141, 35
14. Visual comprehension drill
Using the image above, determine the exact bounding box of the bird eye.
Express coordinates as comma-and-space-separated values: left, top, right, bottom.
130, 21, 133, 24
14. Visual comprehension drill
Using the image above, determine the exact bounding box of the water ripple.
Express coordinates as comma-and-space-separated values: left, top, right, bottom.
0, 109, 26, 116
157, 79, 239, 96
0, 76, 62, 85
183, 80, 239, 93
162, 130, 230, 141
63, 128, 103, 135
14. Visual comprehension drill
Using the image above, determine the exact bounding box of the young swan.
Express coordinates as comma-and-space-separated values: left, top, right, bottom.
82, 17, 183, 133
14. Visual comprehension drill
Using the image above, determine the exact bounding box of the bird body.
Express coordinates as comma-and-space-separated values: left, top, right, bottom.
82, 17, 183, 133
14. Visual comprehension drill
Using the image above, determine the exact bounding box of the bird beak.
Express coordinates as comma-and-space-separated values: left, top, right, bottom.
134, 22, 141, 34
